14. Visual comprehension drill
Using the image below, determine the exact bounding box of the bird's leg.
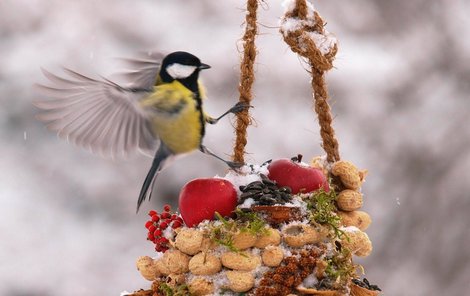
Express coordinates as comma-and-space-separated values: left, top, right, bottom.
199, 144, 244, 169
206, 102, 251, 124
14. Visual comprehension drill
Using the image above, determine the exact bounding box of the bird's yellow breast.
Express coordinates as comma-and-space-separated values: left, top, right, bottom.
140, 81, 203, 154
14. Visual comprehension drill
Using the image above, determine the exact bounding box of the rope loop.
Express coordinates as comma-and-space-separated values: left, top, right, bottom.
280, 0, 341, 163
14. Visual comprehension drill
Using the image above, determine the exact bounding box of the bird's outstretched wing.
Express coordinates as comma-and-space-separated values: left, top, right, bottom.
112, 51, 165, 90
33, 68, 157, 157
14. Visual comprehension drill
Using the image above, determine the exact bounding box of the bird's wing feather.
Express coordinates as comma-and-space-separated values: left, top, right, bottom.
111, 51, 165, 90
33, 68, 157, 157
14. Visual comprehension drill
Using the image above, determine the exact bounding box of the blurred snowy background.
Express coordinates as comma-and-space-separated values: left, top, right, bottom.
1, 0, 469, 295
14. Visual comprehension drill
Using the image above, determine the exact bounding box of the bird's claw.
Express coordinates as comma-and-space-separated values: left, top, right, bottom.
230, 102, 252, 114
226, 160, 245, 170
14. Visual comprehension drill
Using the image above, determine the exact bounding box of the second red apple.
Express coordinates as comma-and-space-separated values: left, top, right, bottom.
267, 158, 329, 194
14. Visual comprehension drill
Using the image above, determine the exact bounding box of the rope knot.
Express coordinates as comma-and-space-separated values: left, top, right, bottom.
280, 0, 337, 72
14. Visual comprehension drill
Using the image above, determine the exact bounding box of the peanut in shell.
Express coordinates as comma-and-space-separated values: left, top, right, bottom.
175, 228, 204, 255
226, 270, 255, 293
254, 228, 281, 248
331, 161, 364, 190
338, 210, 371, 231
261, 245, 284, 267
341, 228, 373, 257
189, 277, 215, 296
135, 256, 159, 281
221, 251, 260, 271
232, 231, 257, 250
161, 249, 190, 275
189, 252, 222, 275
336, 190, 363, 211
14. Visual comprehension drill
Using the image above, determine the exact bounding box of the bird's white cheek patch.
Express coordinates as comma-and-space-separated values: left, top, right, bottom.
166, 63, 197, 79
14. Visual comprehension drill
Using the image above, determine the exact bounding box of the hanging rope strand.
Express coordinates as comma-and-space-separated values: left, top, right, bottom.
312, 65, 340, 163
233, 0, 258, 164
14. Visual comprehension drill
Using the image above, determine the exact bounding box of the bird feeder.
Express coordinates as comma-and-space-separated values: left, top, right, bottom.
127, 1, 380, 295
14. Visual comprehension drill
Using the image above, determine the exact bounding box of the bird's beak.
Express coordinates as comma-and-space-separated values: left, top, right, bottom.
199, 63, 211, 70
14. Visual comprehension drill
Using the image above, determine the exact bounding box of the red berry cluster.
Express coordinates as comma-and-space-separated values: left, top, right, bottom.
145, 204, 184, 253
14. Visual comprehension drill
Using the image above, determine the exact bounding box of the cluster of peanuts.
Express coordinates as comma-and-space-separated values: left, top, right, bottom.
330, 161, 373, 257
136, 220, 332, 295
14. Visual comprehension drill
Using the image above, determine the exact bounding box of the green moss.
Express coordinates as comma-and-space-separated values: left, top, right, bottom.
308, 188, 338, 224
303, 187, 357, 289
209, 210, 268, 252
158, 283, 190, 296
234, 209, 269, 235
304, 188, 345, 239
210, 215, 239, 252
324, 242, 358, 288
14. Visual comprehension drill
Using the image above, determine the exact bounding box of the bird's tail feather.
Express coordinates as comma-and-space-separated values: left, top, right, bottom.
136, 144, 172, 213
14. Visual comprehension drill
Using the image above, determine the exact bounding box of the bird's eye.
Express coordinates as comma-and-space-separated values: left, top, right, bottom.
166, 63, 197, 79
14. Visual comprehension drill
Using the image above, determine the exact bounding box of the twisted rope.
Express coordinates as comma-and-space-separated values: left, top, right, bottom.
233, 0, 258, 164
280, 0, 340, 163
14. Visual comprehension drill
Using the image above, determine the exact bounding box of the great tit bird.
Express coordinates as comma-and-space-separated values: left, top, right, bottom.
34, 51, 247, 212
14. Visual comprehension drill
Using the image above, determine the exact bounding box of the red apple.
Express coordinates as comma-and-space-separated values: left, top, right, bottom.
267, 155, 329, 194
178, 178, 237, 227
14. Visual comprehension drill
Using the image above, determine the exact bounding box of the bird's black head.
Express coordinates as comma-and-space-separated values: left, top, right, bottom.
159, 51, 210, 92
